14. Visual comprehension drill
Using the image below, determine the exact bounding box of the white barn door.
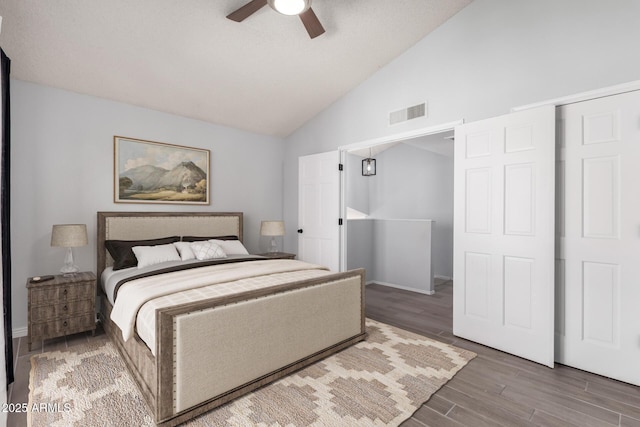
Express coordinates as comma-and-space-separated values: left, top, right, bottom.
298, 151, 340, 271
556, 90, 640, 385
454, 106, 556, 367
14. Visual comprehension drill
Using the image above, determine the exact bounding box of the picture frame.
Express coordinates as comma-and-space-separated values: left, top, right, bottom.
114, 136, 210, 205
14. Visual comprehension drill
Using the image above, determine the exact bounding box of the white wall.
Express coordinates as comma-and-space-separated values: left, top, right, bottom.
283, 0, 640, 254
10, 81, 285, 333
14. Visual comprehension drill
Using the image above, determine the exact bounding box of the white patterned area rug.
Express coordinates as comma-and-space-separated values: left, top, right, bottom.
28, 319, 475, 426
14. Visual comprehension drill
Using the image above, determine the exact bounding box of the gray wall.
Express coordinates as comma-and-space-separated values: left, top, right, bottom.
283, 0, 640, 256
345, 152, 370, 215
348, 219, 434, 294
370, 144, 453, 278
346, 144, 454, 278
11, 81, 285, 332
346, 219, 374, 281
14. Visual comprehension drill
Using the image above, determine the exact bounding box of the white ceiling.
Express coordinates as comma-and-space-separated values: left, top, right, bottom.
0, 0, 472, 137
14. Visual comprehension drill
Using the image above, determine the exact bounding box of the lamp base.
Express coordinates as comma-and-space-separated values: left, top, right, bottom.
268, 237, 278, 253
60, 265, 79, 276
60, 247, 79, 276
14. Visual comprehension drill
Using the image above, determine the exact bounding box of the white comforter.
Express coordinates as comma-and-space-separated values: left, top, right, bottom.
110, 259, 330, 351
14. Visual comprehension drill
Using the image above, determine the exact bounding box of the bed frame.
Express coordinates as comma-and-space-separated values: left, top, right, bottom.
96, 212, 366, 426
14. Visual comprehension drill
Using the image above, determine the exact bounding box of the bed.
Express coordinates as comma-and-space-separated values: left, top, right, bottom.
96, 211, 366, 426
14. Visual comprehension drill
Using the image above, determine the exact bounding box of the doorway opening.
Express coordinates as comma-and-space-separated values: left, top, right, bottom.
339, 122, 460, 294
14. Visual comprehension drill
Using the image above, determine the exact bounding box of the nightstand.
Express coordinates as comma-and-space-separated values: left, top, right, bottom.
257, 252, 296, 260
27, 271, 96, 351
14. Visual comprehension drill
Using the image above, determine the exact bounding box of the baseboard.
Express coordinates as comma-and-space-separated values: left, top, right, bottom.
434, 275, 452, 281
12, 326, 27, 338
368, 281, 435, 295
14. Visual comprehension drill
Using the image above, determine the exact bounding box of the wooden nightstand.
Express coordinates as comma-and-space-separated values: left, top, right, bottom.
257, 252, 296, 260
27, 271, 96, 351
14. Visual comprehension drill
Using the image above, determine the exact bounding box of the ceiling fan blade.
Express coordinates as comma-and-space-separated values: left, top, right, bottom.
299, 7, 325, 39
226, 0, 268, 22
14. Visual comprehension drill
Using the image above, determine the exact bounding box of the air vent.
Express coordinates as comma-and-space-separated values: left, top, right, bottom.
389, 102, 427, 125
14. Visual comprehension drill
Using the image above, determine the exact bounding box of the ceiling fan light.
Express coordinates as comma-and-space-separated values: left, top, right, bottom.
269, 0, 311, 16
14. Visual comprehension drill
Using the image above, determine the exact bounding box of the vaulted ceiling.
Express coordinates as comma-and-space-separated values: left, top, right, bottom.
0, 0, 472, 137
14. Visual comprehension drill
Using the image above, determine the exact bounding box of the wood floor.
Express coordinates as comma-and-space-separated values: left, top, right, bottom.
8, 280, 640, 426
367, 281, 640, 427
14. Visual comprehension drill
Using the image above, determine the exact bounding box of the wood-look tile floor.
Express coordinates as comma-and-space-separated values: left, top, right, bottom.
7, 281, 640, 426
367, 281, 640, 427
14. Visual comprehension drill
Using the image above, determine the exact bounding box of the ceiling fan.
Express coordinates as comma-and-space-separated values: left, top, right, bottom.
227, 0, 325, 39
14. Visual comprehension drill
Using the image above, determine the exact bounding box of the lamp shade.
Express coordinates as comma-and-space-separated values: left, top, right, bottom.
260, 221, 285, 236
51, 224, 88, 247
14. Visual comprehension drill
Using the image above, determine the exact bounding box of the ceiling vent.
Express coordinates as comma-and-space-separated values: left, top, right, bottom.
389, 102, 427, 125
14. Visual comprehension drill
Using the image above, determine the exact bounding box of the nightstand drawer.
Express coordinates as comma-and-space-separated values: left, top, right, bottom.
29, 283, 94, 305
30, 313, 95, 337
30, 299, 94, 323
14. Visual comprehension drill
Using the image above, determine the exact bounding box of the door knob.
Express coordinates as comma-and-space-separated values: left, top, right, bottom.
297, 229, 303, 233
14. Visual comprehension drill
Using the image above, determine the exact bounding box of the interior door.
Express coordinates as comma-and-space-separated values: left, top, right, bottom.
454, 106, 556, 367
298, 151, 340, 271
556, 90, 640, 385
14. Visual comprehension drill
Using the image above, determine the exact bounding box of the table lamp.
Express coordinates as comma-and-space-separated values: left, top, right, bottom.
260, 220, 285, 253
51, 224, 88, 276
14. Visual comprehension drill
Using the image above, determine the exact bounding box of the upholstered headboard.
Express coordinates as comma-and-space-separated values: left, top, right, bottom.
97, 212, 243, 276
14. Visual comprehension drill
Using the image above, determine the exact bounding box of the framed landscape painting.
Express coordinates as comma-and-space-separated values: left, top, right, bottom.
114, 136, 210, 205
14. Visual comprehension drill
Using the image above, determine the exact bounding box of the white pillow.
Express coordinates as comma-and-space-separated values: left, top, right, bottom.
190, 241, 227, 260
210, 239, 249, 255
173, 241, 196, 261
132, 244, 181, 268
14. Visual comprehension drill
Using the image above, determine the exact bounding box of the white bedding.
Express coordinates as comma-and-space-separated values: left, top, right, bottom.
106, 259, 331, 355
101, 255, 253, 305
101, 260, 195, 305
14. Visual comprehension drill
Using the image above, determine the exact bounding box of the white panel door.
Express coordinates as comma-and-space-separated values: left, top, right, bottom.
298, 151, 340, 271
454, 106, 556, 367
556, 90, 640, 385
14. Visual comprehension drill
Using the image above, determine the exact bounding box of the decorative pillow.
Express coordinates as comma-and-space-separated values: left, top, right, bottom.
173, 241, 196, 261
210, 239, 250, 255
182, 235, 238, 242
105, 236, 180, 270
132, 244, 181, 269
190, 241, 227, 260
